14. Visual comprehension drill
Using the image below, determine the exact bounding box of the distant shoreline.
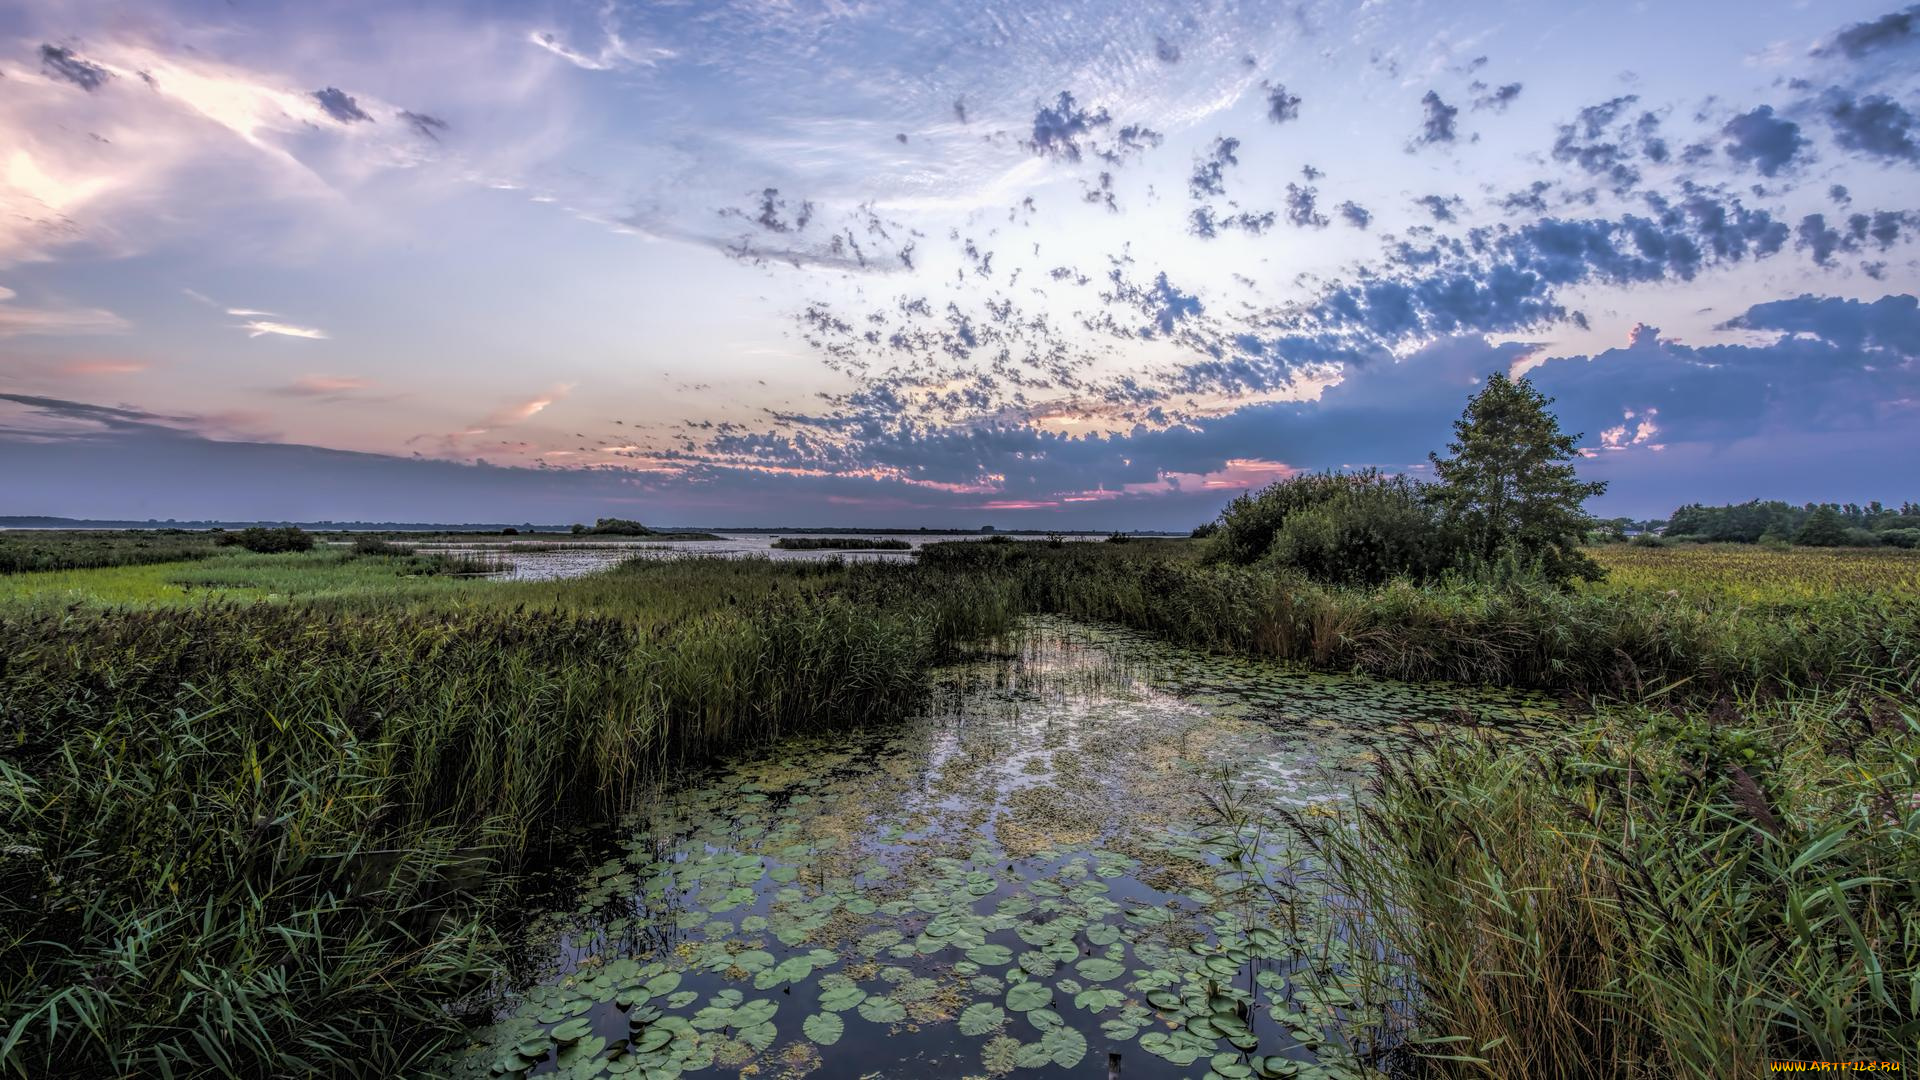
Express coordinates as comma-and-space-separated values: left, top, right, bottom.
0, 516, 1182, 536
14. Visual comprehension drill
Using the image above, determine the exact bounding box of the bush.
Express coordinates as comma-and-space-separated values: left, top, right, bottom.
216, 526, 314, 554
1265, 475, 1445, 585
1877, 528, 1920, 549
1207, 470, 1456, 584
583, 518, 654, 536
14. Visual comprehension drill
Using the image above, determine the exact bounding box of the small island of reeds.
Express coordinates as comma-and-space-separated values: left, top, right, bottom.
770, 536, 913, 550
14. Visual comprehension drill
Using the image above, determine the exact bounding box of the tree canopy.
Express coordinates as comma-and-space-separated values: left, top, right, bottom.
1428, 372, 1605, 583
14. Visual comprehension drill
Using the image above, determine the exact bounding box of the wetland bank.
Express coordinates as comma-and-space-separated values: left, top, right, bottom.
2, 528, 1915, 1078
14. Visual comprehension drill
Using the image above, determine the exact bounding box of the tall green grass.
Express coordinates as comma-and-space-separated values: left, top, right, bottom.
0, 530, 223, 574
0, 557, 1014, 1077
1290, 682, 1919, 1075
921, 540, 1920, 696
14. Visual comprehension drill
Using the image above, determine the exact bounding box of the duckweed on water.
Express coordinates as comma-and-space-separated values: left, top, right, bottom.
447, 619, 1553, 1078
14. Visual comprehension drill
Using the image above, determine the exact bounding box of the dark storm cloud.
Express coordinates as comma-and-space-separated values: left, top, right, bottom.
1720, 105, 1809, 176
1821, 90, 1918, 162
312, 87, 374, 124
1815, 5, 1920, 59
1413, 90, 1459, 146
40, 45, 111, 91
1263, 81, 1302, 124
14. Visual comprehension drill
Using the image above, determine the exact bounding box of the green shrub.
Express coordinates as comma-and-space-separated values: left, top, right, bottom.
1264, 474, 1444, 585
216, 526, 314, 553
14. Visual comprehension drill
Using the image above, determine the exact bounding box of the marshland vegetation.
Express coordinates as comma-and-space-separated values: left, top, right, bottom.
2, 378, 1914, 1078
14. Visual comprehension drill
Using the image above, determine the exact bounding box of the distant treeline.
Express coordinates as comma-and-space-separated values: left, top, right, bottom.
771, 537, 913, 550
1662, 500, 1920, 547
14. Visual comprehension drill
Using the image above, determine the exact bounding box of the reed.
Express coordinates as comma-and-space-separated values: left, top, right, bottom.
1288, 681, 1920, 1076
919, 539, 1920, 697
0, 557, 1013, 1077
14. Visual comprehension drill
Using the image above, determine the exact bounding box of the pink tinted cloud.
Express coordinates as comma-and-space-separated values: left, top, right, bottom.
59, 358, 148, 376
285, 374, 372, 395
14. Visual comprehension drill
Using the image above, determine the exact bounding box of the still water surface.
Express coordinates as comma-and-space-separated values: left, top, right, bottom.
399, 535, 1085, 581
446, 618, 1555, 1078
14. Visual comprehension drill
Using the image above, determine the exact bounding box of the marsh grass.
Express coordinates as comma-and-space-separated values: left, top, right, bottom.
0, 530, 222, 574
1289, 682, 1920, 1076
0, 556, 1015, 1077
922, 540, 1920, 697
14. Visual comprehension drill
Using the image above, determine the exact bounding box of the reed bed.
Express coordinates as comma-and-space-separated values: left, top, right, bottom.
0, 557, 1014, 1077
920, 539, 1920, 697
1289, 681, 1919, 1076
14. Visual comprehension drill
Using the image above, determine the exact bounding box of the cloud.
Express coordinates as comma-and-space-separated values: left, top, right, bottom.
399, 111, 449, 140
1188, 137, 1240, 198
311, 87, 373, 124
477, 385, 573, 429
1263, 82, 1301, 124
1413, 90, 1459, 147
240, 319, 328, 340
1822, 91, 1918, 162
1416, 194, 1463, 223
1336, 201, 1372, 228
278, 374, 374, 397
1473, 82, 1522, 111
1721, 292, 1920, 354
1815, 5, 1920, 60
0, 294, 128, 337
527, 10, 674, 72
1721, 105, 1809, 176
59, 359, 147, 376
1027, 91, 1111, 162
39, 45, 111, 92
1285, 184, 1328, 228
1548, 95, 1669, 192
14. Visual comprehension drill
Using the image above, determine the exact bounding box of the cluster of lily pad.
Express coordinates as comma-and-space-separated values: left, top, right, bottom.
449, 621, 1534, 1078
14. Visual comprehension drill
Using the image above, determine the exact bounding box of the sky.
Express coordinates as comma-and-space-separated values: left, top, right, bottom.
1, 0, 1917, 528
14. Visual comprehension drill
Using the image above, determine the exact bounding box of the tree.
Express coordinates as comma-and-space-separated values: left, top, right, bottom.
1428, 372, 1606, 583
1794, 505, 1849, 547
